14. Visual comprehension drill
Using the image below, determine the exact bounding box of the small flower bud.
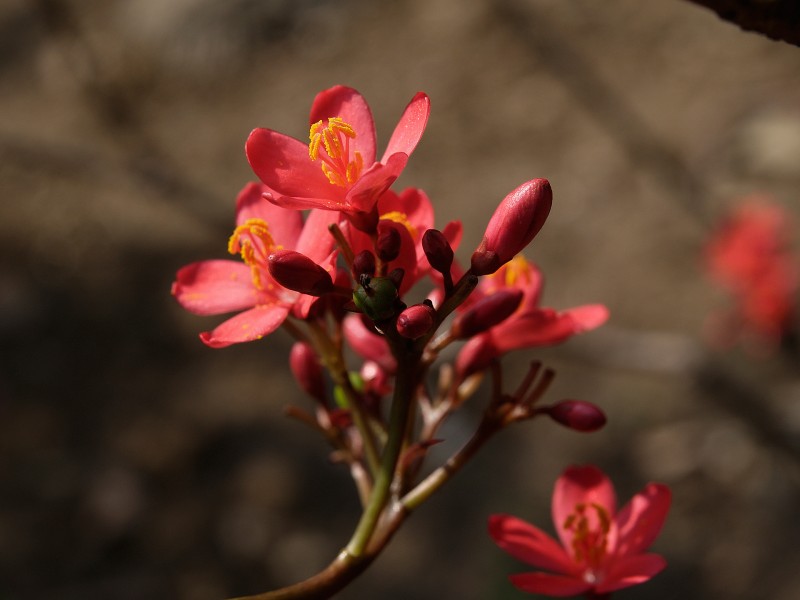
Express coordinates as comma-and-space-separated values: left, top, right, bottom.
545, 400, 606, 432
422, 228, 454, 274
268, 250, 334, 296
396, 303, 436, 339
376, 221, 402, 262
352, 275, 399, 321
289, 342, 326, 403
471, 179, 552, 276
352, 250, 376, 280
451, 289, 523, 339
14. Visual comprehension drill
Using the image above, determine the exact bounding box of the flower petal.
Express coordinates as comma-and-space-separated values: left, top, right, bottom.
235, 182, 303, 248
342, 314, 396, 373
173, 260, 258, 316
381, 92, 430, 163
199, 304, 290, 348
596, 553, 667, 594
508, 572, 592, 597
246, 128, 338, 201
565, 304, 610, 333
613, 483, 671, 556
295, 209, 340, 264
310, 85, 377, 165
488, 514, 578, 575
552, 466, 617, 553
344, 155, 407, 213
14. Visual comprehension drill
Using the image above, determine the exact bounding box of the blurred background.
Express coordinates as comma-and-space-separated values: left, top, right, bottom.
2, 0, 800, 598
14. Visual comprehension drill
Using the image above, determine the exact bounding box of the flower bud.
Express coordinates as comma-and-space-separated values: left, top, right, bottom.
422, 228, 454, 274
289, 342, 326, 404
352, 250, 376, 280
396, 303, 436, 339
352, 275, 399, 321
451, 289, 523, 339
376, 221, 402, 262
471, 179, 552, 276
545, 400, 606, 432
268, 250, 335, 296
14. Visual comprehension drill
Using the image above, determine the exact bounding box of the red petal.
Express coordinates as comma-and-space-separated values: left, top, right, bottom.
596, 553, 667, 593
565, 304, 610, 333
509, 572, 592, 597
295, 209, 340, 263
246, 128, 338, 200
552, 466, 617, 553
381, 92, 430, 163
199, 304, 290, 348
235, 182, 303, 248
613, 483, 671, 556
173, 260, 258, 316
345, 155, 406, 213
310, 85, 377, 165
488, 514, 578, 575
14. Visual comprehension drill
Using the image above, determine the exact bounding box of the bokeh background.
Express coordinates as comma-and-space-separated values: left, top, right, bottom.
2, 0, 800, 598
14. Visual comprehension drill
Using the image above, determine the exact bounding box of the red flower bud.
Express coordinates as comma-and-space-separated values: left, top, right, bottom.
471, 179, 552, 276
268, 250, 334, 296
377, 221, 402, 262
545, 400, 606, 432
422, 228, 454, 274
352, 250, 376, 280
451, 289, 523, 339
289, 342, 326, 404
396, 303, 436, 339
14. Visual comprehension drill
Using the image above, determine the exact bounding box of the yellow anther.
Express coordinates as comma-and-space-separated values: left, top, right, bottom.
503, 255, 533, 288
308, 116, 363, 187
381, 211, 418, 239
228, 218, 276, 289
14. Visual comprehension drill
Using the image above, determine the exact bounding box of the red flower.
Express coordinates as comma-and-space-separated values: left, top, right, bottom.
172, 183, 338, 347
489, 465, 671, 597
246, 85, 430, 217
705, 198, 798, 347
456, 257, 608, 376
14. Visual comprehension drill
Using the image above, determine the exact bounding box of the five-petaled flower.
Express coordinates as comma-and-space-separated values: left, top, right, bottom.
172, 182, 338, 347
489, 465, 671, 597
246, 85, 430, 224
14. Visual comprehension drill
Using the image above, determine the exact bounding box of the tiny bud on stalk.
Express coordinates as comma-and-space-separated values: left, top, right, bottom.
451, 289, 523, 338
268, 250, 334, 296
422, 228, 454, 274
377, 221, 402, 262
396, 304, 436, 339
471, 179, 552, 276
289, 342, 326, 404
352, 250, 376, 280
546, 400, 606, 432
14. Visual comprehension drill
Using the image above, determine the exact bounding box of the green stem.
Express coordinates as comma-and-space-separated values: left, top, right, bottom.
346, 352, 419, 556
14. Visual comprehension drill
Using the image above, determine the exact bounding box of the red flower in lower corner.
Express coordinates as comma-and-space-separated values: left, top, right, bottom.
489, 466, 670, 597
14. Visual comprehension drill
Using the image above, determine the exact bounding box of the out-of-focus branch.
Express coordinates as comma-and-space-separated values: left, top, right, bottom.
684, 0, 800, 48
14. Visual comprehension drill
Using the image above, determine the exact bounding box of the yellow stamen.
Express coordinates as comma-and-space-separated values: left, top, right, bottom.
503, 255, 533, 288
308, 116, 363, 187
563, 502, 611, 567
381, 211, 418, 239
228, 218, 276, 289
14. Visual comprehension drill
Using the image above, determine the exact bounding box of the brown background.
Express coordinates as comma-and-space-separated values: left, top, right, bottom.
2, 0, 800, 598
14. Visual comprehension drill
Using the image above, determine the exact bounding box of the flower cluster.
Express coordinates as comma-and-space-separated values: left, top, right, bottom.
171, 86, 667, 599
705, 197, 798, 351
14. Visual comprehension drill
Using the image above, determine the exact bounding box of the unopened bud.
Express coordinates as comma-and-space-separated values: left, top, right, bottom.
377, 221, 402, 262
289, 342, 326, 403
352, 250, 376, 280
422, 228, 454, 274
396, 303, 436, 339
451, 289, 523, 339
545, 400, 606, 432
352, 275, 399, 321
268, 250, 334, 296
471, 179, 552, 276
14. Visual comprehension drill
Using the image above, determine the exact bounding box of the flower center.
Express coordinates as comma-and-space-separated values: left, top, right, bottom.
380, 211, 418, 239
228, 218, 278, 289
563, 502, 611, 572
309, 117, 364, 188
502, 255, 533, 288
